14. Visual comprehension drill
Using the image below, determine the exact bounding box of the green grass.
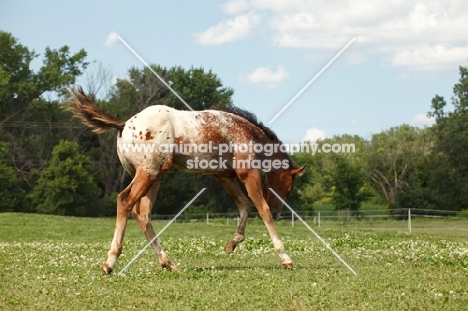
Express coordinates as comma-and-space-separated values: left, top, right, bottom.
1, 213, 467, 310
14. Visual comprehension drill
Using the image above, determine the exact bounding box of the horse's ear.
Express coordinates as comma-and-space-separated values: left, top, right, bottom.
292, 165, 307, 177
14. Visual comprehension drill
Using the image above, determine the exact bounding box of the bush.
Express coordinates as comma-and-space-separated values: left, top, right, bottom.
97, 192, 118, 217
30, 140, 101, 216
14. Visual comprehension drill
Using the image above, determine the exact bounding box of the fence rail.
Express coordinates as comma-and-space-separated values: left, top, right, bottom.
150, 208, 466, 225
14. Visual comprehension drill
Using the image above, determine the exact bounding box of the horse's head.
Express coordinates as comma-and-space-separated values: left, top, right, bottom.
263, 165, 307, 221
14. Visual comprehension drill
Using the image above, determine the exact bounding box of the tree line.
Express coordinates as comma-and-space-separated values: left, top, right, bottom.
1, 31, 467, 216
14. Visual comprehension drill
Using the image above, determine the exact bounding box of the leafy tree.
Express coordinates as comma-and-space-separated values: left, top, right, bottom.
107, 65, 234, 115
364, 125, 428, 208
30, 140, 100, 216
0, 141, 25, 212
164, 66, 234, 110
289, 135, 369, 211
330, 155, 368, 211
290, 151, 322, 210
0, 31, 88, 191
427, 65, 468, 210
393, 155, 435, 210
314, 135, 370, 212
0, 31, 88, 126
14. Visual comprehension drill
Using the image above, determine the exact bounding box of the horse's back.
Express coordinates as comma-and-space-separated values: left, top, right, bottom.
116, 105, 268, 176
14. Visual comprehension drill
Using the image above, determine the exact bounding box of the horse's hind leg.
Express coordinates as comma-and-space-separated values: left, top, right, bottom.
215, 175, 250, 254
132, 178, 178, 271
102, 168, 155, 275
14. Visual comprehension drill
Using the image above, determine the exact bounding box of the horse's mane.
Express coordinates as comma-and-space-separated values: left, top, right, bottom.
212, 105, 282, 144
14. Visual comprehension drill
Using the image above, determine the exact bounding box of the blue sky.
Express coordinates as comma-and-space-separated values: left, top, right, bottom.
1, 0, 467, 143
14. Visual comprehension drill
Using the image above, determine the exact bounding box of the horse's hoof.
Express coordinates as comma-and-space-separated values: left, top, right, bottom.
159, 254, 179, 271
101, 264, 113, 275
161, 262, 179, 271
282, 262, 294, 270
224, 240, 236, 254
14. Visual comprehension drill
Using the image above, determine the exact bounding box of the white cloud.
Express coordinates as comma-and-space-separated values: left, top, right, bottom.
243, 66, 288, 88
223, 0, 308, 14
194, 12, 261, 45
269, 12, 318, 31
221, 0, 250, 14
302, 127, 326, 142
412, 113, 435, 126
347, 51, 366, 65
105, 32, 119, 47
392, 45, 468, 70
208, 0, 468, 70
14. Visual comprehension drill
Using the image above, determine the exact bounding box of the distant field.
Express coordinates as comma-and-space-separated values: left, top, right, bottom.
1, 213, 467, 310
312, 203, 388, 212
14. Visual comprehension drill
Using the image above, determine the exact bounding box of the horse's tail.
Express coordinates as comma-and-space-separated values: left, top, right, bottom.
64, 87, 125, 133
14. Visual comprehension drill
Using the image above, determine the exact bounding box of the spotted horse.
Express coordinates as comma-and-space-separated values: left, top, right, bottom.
65, 87, 306, 275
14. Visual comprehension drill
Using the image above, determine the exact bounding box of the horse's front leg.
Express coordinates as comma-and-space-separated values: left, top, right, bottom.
257, 204, 293, 269
240, 170, 293, 269
215, 175, 250, 253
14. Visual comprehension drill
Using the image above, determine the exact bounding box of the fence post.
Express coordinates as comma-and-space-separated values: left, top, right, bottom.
318, 212, 321, 228
292, 213, 294, 227
408, 209, 412, 233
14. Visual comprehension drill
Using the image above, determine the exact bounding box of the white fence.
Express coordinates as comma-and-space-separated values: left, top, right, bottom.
151, 208, 465, 231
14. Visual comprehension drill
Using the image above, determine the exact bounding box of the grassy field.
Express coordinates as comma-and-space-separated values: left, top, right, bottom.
0, 213, 467, 310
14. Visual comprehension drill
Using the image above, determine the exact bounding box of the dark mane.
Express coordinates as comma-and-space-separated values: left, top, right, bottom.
212, 105, 282, 144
